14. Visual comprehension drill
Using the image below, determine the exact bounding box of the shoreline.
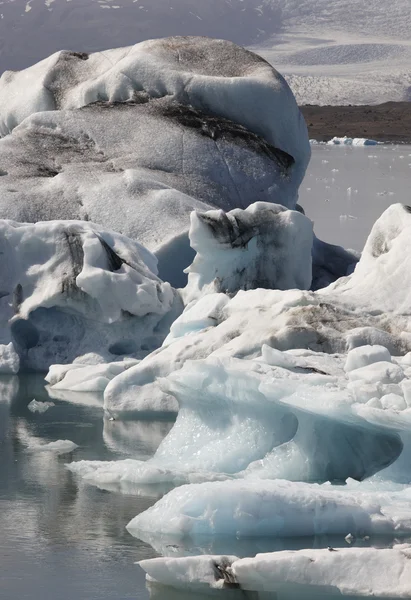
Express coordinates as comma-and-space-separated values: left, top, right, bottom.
300, 101, 411, 144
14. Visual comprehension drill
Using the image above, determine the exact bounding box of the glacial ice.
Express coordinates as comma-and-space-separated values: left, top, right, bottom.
2, 34, 411, 598
69, 342, 411, 492
28, 439, 79, 454
0, 219, 181, 371
27, 399, 55, 414
0, 38, 310, 285
0, 38, 309, 181
101, 203, 411, 415
327, 137, 379, 146
128, 478, 411, 540
139, 545, 411, 597
46, 360, 139, 393
183, 202, 313, 304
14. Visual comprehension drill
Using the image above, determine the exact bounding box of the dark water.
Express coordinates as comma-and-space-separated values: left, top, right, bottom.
0, 375, 402, 600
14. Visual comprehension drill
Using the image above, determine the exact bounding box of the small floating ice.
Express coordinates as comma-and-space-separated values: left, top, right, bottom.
28, 440, 78, 454
27, 399, 55, 413
327, 136, 378, 146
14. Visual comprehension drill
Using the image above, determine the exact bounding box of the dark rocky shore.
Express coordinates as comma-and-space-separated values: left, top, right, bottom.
300, 102, 411, 143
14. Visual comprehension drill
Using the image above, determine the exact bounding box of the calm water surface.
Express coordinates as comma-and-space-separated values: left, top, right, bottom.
0, 374, 166, 600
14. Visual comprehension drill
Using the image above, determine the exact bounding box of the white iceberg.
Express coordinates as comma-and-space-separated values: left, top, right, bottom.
69, 343, 410, 491
139, 545, 411, 598
46, 359, 139, 393
183, 202, 313, 304
128, 478, 411, 540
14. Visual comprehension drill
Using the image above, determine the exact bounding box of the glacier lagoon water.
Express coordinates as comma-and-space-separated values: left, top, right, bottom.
302, 144, 411, 251
1, 145, 410, 600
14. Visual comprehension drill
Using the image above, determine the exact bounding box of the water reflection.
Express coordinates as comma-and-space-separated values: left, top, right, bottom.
0, 374, 158, 600
146, 581, 401, 600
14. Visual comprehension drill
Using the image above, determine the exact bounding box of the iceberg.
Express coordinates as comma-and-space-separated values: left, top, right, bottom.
183, 202, 313, 304
102, 203, 411, 415
139, 545, 411, 598
0, 219, 181, 371
28, 439, 78, 454
0, 37, 310, 286
2, 34, 411, 597
27, 399, 55, 414
129, 478, 411, 541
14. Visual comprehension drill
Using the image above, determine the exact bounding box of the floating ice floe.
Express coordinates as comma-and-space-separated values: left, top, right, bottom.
28, 439, 78, 454
27, 399, 55, 413
139, 545, 411, 598
327, 136, 379, 146
46, 359, 139, 393
128, 478, 411, 541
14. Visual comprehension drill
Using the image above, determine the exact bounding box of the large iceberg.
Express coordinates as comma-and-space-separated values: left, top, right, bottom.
0, 37, 310, 285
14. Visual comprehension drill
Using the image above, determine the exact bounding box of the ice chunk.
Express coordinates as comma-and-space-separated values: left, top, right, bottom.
71, 352, 407, 491
46, 359, 139, 393
139, 545, 411, 597
128, 478, 411, 540
28, 439, 78, 454
0, 219, 181, 372
27, 399, 55, 413
184, 202, 313, 303
0, 37, 309, 189
0, 342, 20, 374
327, 136, 378, 146
0, 38, 310, 287
105, 204, 411, 413
347, 362, 404, 385
344, 345, 392, 372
